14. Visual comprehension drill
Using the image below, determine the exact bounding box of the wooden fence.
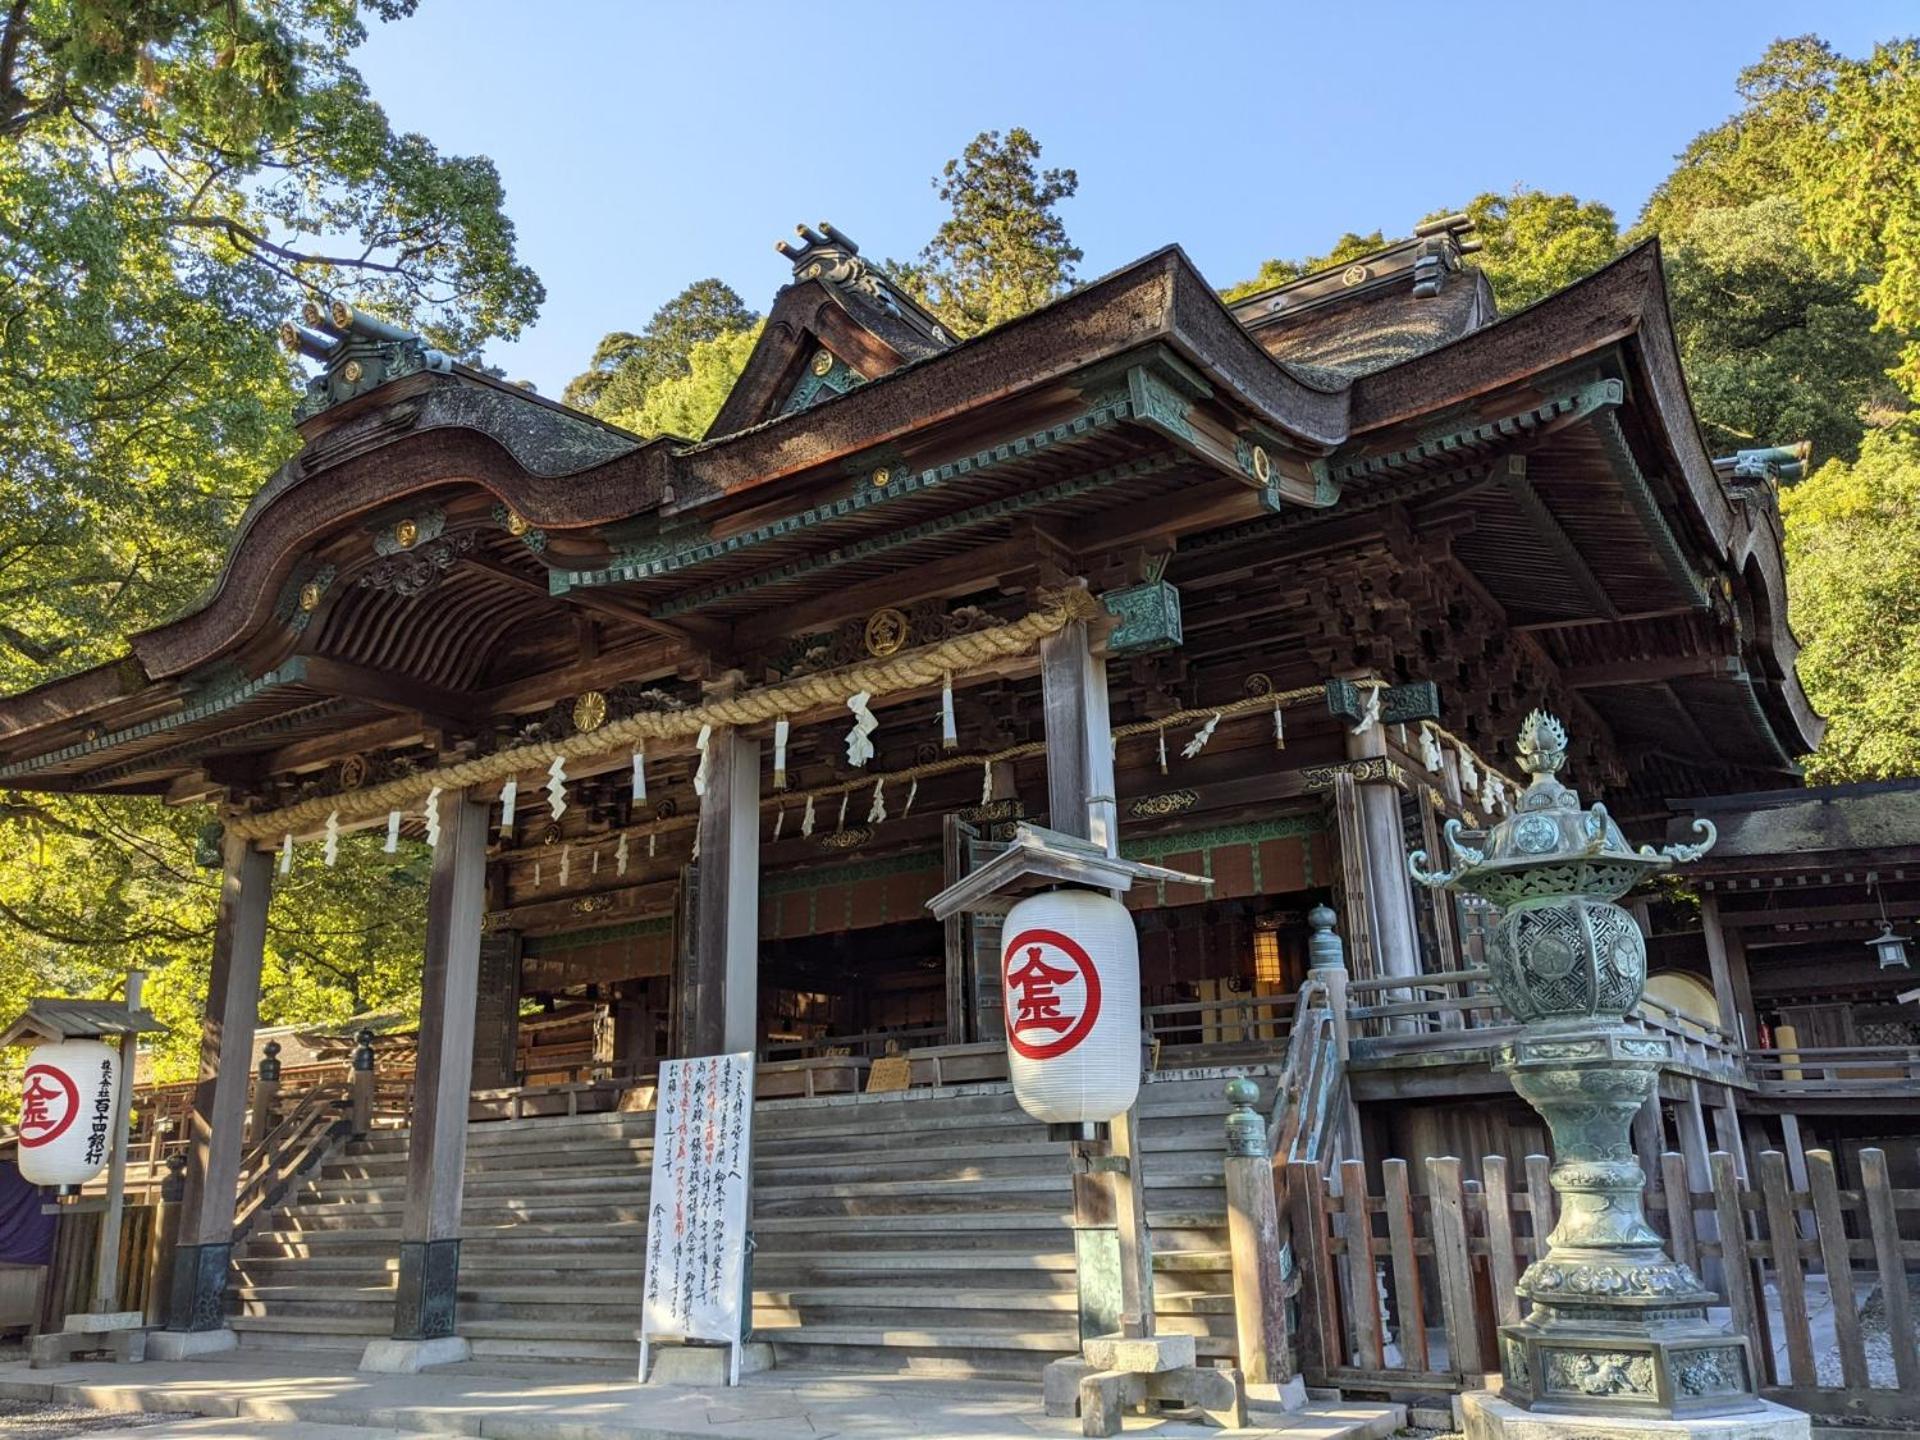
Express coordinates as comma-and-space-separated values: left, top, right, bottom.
35, 1198, 173, 1333
1288, 1147, 1919, 1424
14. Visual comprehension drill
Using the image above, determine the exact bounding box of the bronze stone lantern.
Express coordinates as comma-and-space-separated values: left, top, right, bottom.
1410, 711, 1764, 1420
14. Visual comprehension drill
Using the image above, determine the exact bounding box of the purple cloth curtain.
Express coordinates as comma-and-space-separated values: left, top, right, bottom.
0, 1159, 56, 1265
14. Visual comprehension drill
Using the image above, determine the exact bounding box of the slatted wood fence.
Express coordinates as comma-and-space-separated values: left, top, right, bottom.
1288, 1147, 1918, 1425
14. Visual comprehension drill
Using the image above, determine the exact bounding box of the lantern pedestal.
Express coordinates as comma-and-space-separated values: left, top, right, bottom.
1461, 1392, 1812, 1440
28, 1315, 149, 1367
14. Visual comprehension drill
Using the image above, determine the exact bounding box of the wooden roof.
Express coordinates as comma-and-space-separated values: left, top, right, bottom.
0, 233, 1818, 825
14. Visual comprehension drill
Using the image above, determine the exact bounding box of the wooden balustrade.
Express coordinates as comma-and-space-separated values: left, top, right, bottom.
1746, 1044, 1920, 1095
1287, 1144, 1919, 1420
1143, 991, 1299, 1055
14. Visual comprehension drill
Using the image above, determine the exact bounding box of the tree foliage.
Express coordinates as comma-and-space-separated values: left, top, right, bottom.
1439, 191, 1621, 312
562, 279, 759, 416
1780, 428, 1920, 780
600, 323, 764, 440
0, 0, 540, 1073
893, 127, 1081, 336
1218, 231, 1387, 303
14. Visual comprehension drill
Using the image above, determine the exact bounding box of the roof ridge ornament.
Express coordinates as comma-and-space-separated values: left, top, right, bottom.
775, 221, 949, 344
282, 299, 453, 422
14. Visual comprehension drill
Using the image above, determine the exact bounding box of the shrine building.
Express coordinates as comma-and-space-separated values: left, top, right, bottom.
2, 217, 1910, 1403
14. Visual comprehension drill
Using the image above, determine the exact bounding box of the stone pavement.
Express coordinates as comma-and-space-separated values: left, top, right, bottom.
0, 1352, 1405, 1440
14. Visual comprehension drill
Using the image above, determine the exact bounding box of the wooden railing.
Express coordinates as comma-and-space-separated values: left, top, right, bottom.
230, 1080, 354, 1240
1144, 991, 1298, 1054
1746, 1044, 1920, 1096
758, 1024, 949, 1063
1288, 1144, 1919, 1421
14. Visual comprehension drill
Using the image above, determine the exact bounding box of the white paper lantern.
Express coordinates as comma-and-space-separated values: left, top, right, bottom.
18, 1039, 119, 1188
1000, 888, 1140, 1126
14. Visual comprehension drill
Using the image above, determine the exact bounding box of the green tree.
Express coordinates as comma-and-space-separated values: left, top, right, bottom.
602, 323, 765, 440
1780, 426, 1920, 780
564, 279, 759, 415
1438, 190, 1620, 312
1219, 231, 1387, 303
0, 0, 540, 1071
894, 127, 1081, 335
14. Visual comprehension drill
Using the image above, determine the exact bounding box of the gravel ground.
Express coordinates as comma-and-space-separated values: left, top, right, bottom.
1816, 1270, 1920, 1389
0, 1401, 188, 1438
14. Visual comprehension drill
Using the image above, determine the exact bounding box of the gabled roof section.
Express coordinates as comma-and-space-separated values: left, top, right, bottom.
1228, 215, 1496, 378
709, 223, 955, 437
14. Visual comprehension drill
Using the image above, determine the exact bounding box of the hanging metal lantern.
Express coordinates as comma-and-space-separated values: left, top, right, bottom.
1000, 887, 1140, 1129
18, 1039, 119, 1189
1868, 919, 1911, 970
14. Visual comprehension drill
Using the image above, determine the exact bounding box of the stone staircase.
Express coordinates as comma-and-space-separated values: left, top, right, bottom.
227, 1066, 1269, 1378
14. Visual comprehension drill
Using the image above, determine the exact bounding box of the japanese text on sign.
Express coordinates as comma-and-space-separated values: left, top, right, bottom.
640, 1052, 754, 1351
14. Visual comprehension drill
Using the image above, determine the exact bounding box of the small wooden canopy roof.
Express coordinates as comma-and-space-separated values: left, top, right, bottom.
0, 999, 165, 1048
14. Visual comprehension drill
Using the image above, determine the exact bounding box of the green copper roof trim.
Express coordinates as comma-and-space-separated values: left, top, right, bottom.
555, 396, 1136, 595
1331, 377, 1622, 484
522, 915, 675, 956
1588, 407, 1710, 607
1120, 812, 1326, 862
780, 352, 866, 415
0, 657, 314, 779
759, 848, 942, 897
651, 452, 1183, 618
80, 697, 348, 789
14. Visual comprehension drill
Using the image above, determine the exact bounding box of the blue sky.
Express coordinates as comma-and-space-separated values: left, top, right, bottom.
354, 2, 1914, 398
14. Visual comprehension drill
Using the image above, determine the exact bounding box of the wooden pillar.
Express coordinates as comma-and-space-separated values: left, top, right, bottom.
1700, 893, 1755, 1048
684, 725, 762, 1057
1040, 616, 1153, 1337
1680, 1080, 1723, 1291
1632, 1093, 1665, 1185
390, 789, 488, 1344
1712, 1086, 1750, 1182
1345, 721, 1421, 982
1039, 619, 1116, 853
166, 831, 270, 1334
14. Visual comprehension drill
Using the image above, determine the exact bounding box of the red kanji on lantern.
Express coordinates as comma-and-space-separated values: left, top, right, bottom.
1002, 928, 1102, 1061
18, 1064, 79, 1147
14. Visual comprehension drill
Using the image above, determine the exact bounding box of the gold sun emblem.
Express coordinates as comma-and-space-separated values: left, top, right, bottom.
1340, 264, 1370, 287
573, 690, 609, 733
864, 607, 910, 657
393, 518, 419, 549
341, 358, 365, 383
298, 581, 324, 612
1250, 445, 1272, 484
811, 349, 834, 376
505, 510, 530, 537
871, 466, 892, 488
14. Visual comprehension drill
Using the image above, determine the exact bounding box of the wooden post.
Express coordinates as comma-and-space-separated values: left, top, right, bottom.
1700, 893, 1755, 1046
1481, 1155, 1520, 1330
1040, 615, 1154, 1340
144, 1154, 187, 1328
1806, 1148, 1868, 1390
1678, 1082, 1722, 1291
248, 1041, 281, 1148
1380, 1159, 1428, 1371
388, 788, 488, 1348
685, 725, 761, 1057
1344, 719, 1421, 984
1427, 1156, 1484, 1377
1222, 1080, 1291, 1386
1290, 1159, 1341, 1379
349, 1029, 376, 1135
86, 969, 145, 1320
1709, 1151, 1768, 1379
166, 832, 270, 1336
1860, 1147, 1920, 1393
1757, 1149, 1815, 1388
1338, 1158, 1383, 1370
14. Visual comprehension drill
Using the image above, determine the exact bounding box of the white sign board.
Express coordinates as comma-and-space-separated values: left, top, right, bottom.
639, 1051, 754, 1383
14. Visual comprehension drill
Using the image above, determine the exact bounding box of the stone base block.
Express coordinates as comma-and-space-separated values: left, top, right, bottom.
1080, 1333, 1195, 1373
1246, 1374, 1309, 1413
63, 1310, 145, 1332
358, 1335, 472, 1373
145, 1328, 236, 1361
641, 1341, 774, 1385
1462, 1391, 1811, 1440
29, 1326, 146, 1367
1078, 1364, 1247, 1437
1044, 1357, 1094, 1417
